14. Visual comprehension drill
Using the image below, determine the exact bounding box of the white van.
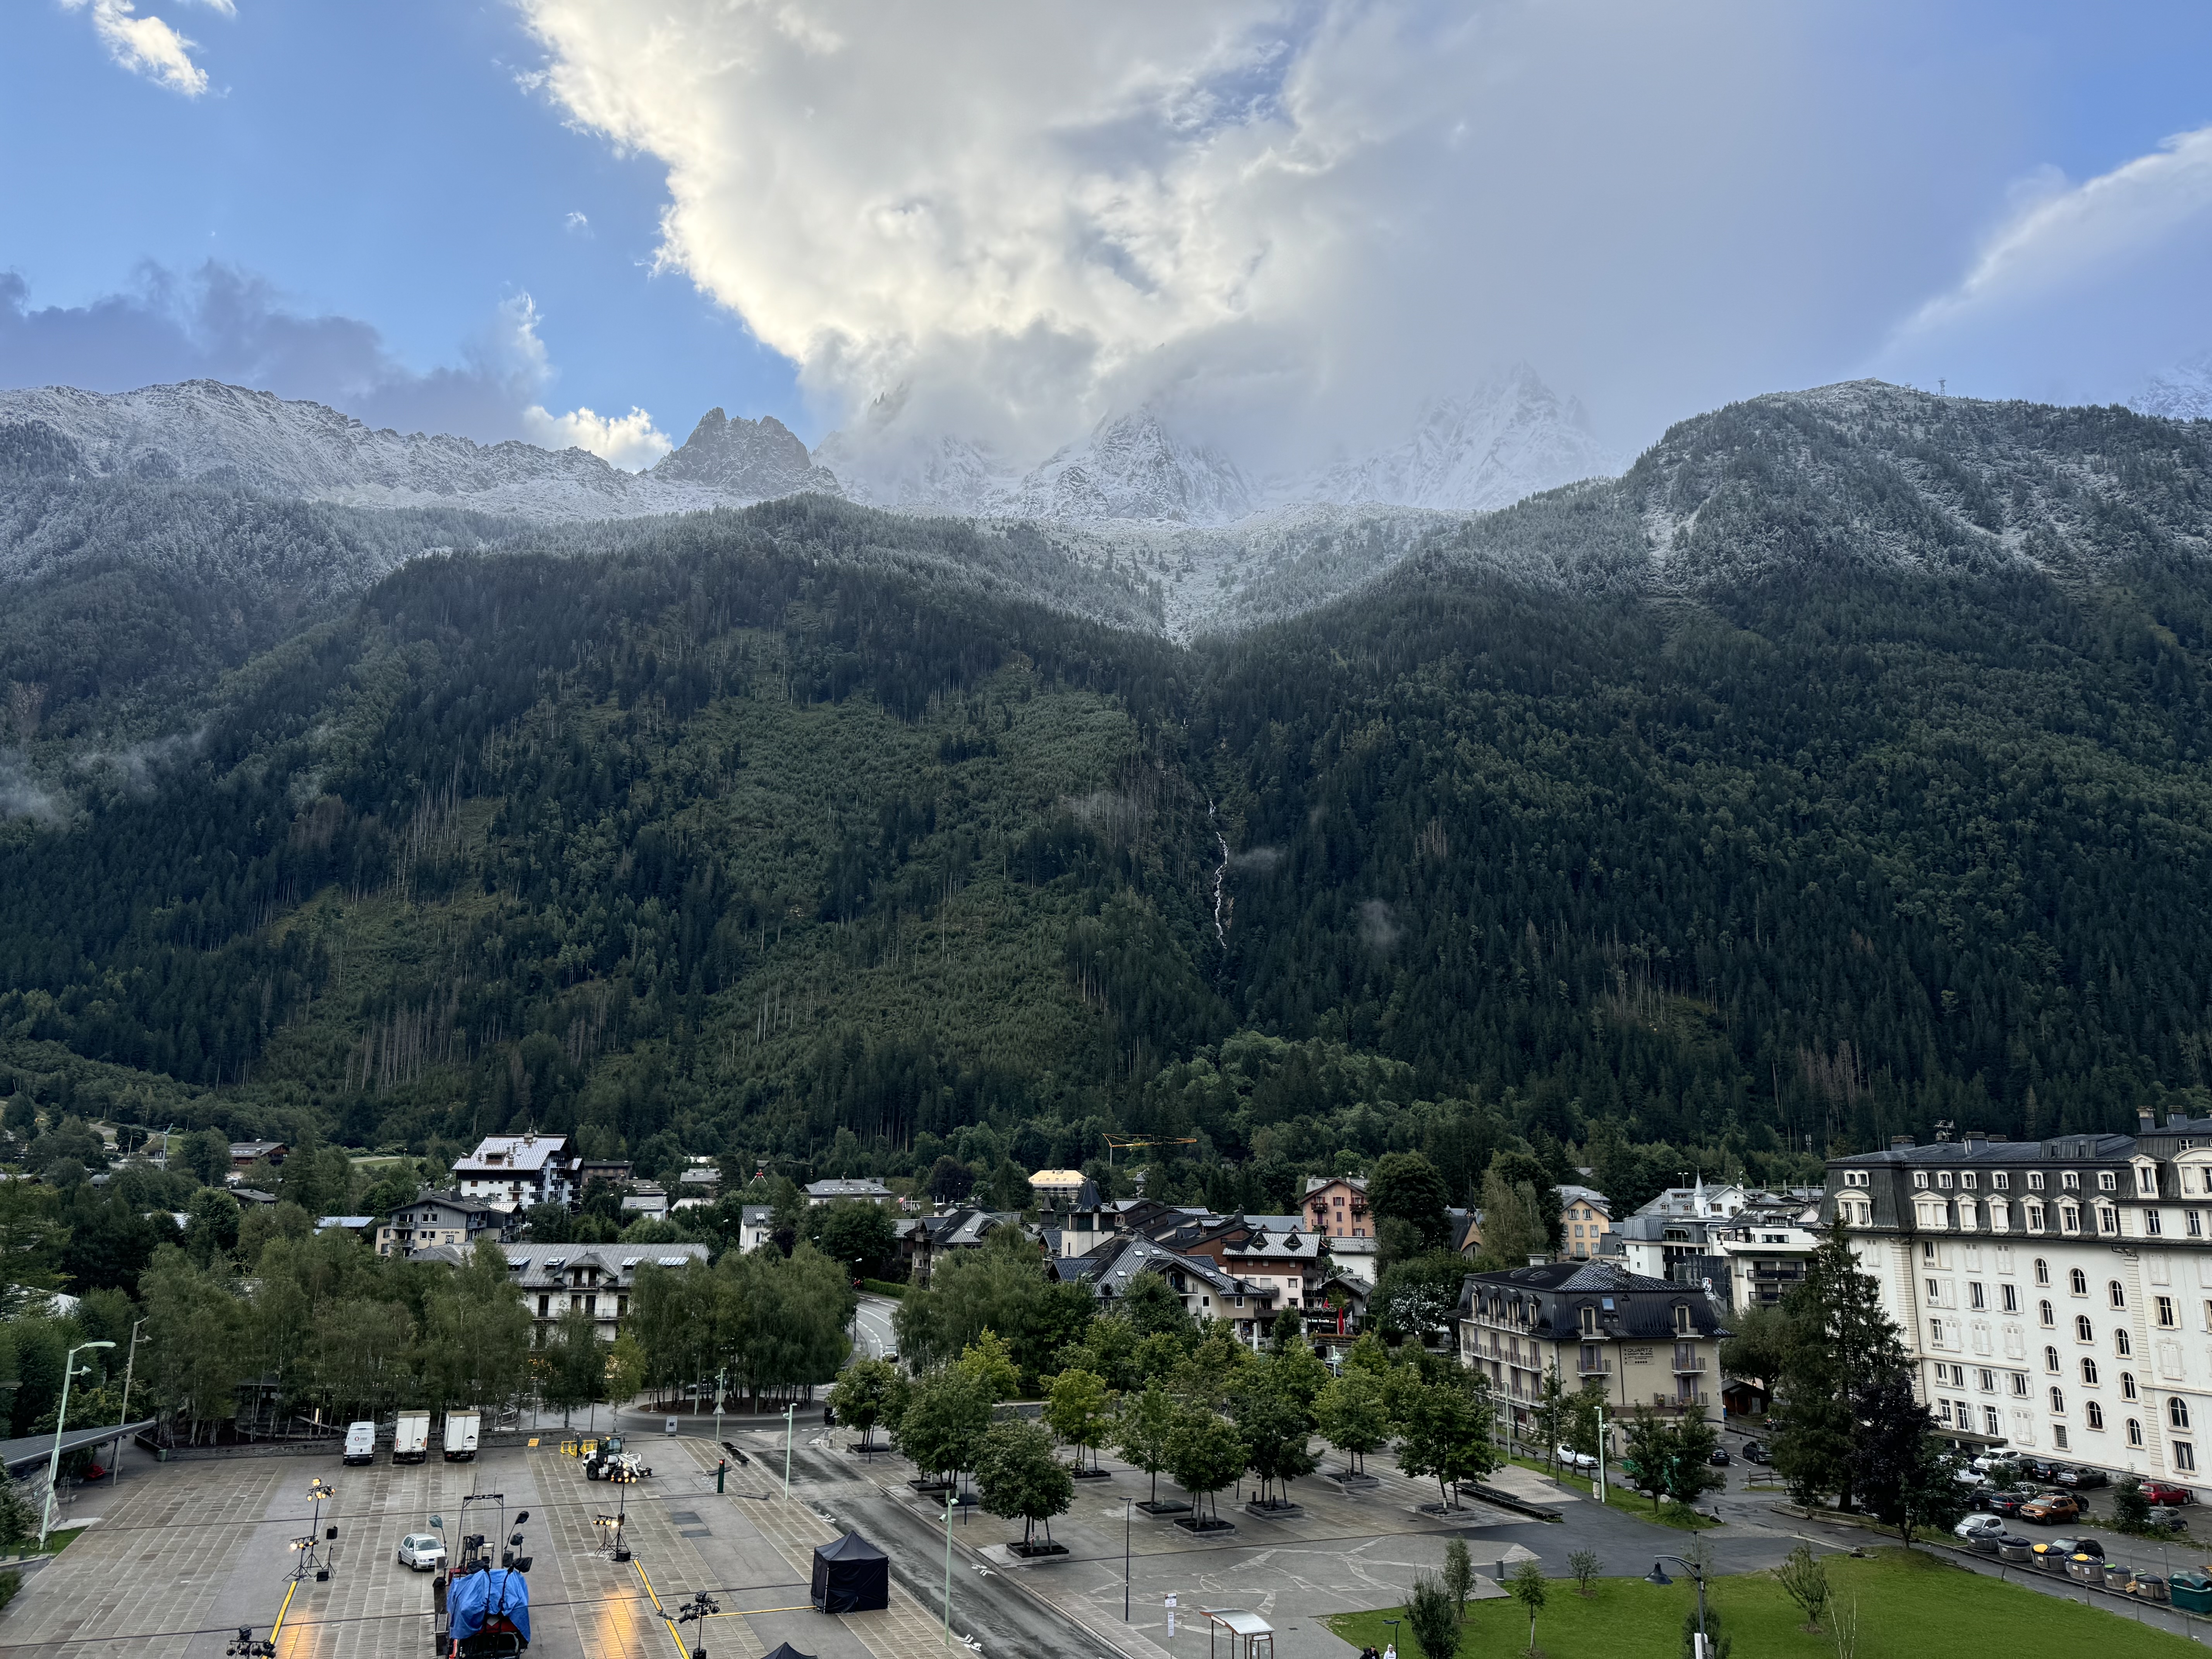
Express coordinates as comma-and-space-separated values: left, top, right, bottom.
392, 1410, 431, 1464
442, 1408, 481, 1462
342, 1420, 377, 1465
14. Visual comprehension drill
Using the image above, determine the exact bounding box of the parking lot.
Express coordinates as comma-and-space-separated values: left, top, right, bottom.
0, 1438, 942, 1659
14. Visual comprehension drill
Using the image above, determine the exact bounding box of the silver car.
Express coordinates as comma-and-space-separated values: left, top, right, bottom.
396, 1532, 447, 1571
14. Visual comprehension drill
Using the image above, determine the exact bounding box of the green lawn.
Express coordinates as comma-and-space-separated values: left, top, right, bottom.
1503, 1456, 1719, 1531
1324, 1547, 2201, 1658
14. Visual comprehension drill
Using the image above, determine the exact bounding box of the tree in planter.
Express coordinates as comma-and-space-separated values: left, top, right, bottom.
1567, 1549, 1601, 1598
1116, 1382, 1180, 1508
956, 1331, 1021, 1404
1407, 1571, 1461, 1659
1774, 1541, 1829, 1630
1315, 1369, 1391, 1476
1846, 1370, 1966, 1549
830, 1357, 901, 1452
974, 1419, 1074, 1552
1234, 1386, 1320, 1508
1042, 1367, 1112, 1474
1165, 1408, 1245, 1527
892, 1370, 992, 1493
1395, 1377, 1499, 1512
1508, 1560, 1547, 1657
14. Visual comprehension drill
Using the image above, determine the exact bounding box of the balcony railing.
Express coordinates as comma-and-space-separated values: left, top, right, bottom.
1649, 1393, 1711, 1412
1673, 1356, 1709, 1374
1577, 1358, 1611, 1376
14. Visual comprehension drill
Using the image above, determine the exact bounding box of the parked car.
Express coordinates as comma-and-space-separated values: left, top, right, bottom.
2146, 1506, 2191, 1534
1970, 1453, 2015, 1475
1553, 1444, 1598, 1472
2044, 1534, 2104, 1560
1739, 1440, 1770, 1465
2020, 1457, 2063, 1482
396, 1532, 447, 1571
2021, 1492, 2081, 1524
1982, 1489, 2037, 1518
342, 1420, 377, 1466
1709, 1447, 1731, 1466
2142, 1481, 2196, 1507
1954, 1514, 2008, 1542
2056, 1465, 2110, 1490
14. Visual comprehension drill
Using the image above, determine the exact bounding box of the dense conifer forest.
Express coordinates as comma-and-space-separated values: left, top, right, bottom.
3, 383, 2210, 1217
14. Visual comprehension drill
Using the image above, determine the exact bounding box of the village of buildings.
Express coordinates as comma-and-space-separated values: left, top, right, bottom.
181, 1115, 2212, 1499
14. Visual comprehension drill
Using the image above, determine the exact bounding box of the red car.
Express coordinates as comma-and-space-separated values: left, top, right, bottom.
2142, 1481, 2195, 1507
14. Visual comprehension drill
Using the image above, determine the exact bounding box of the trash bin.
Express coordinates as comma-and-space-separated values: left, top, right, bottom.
2067, 1554, 2101, 1583
2103, 1563, 2133, 1592
2136, 1575, 2170, 1604
2169, 1571, 2212, 1612
1967, 1534, 1998, 1555
1999, 1540, 2032, 1564
2032, 1544, 2068, 1572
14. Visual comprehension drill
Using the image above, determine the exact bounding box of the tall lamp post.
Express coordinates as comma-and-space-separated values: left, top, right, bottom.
942, 1488, 955, 1649
1645, 1556, 1710, 1659
40, 1340, 115, 1547
113, 1320, 146, 1488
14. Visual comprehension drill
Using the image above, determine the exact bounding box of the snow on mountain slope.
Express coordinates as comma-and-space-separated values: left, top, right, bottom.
1007, 410, 1255, 526
2133, 352, 2212, 422
1292, 364, 1621, 512
812, 428, 1023, 514
0, 381, 844, 522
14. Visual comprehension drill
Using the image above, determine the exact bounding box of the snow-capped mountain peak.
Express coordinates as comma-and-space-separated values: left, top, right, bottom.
1293, 362, 1620, 513
1010, 409, 1254, 526
2131, 351, 2212, 422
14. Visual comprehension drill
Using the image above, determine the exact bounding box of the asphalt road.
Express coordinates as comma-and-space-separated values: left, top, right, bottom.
852, 1295, 900, 1364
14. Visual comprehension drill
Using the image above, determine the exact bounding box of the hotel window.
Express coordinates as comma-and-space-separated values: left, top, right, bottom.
1674, 1304, 1691, 1334
2060, 1204, 2081, 1233
2026, 1202, 2047, 1230
2099, 1170, 2120, 1192
2082, 1358, 2100, 1386
2051, 1387, 2066, 1413
2028, 1171, 2046, 1190
2179, 1443, 2199, 1472
1970, 1282, 1986, 1310
2076, 1315, 2095, 1342
2011, 1373, 2030, 1397
2045, 1346, 2061, 1373
1914, 1171, 1930, 1189
1962, 1171, 1978, 1189
2087, 1401, 2106, 1430
2129, 1419, 2146, 1446
1978, 1367, 1996, 1391
2054, 1425, 2070, 1449
2098, 1206, 2120, 1233
1923, 1242, 1938, 1261
2192, 1211, 2205, 1238
2117, 1329, 2133, 1357
2062, 1171, 2080, 1190
2069, 1268, 2088, 1295
2148, 1210, 2164, 1236
1937, 1171, 1954, 1190
2174, 1398, 2194, 1430
2110, 1280, 2127, 1309
2123, 1372, 2139, 1400
1985, 1406, 2002, 1436
2039, 1300, 2055, 1326
2141, 1166, 2161, 1195
2034, 1258, 2051, 1285
1930, 1318, 1946, 1344
2002, 1284, 2019, 1313
1926, 1279, 1942, 1303
1993, 1172, 2010, 1190
2159, 1296, 2178, 1328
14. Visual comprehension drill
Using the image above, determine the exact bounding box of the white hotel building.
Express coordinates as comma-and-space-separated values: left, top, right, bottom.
1826, 1113, 2212, 1493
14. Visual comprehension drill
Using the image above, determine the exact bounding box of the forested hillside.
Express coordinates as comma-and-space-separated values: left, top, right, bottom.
3, 384, 2211, 1223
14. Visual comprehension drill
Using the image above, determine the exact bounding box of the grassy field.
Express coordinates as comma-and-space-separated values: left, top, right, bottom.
1503, 1456, 1720, 1531
1324, 1547, 2201, 1657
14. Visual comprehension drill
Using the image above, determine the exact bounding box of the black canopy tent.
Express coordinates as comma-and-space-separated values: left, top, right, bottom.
757, 1646, 816, 1659
809, 1530, 889, 1614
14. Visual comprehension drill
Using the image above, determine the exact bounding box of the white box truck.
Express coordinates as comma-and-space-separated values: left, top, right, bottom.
392, 1410, 431, 1464
342, 1420, 377, 1465
442, 1407, 481, 1462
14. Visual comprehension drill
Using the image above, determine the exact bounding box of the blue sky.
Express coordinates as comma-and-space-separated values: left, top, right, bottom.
3, 2, 2209, 468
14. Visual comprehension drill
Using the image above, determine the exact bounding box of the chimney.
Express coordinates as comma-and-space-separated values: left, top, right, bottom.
1528, 1254, 1550, 1268
1987, 1134, 2008, 1143
1961, 1130, 1986, 1151
1889, 1135, 1916, 1150
2139, 1110, 2158, 1134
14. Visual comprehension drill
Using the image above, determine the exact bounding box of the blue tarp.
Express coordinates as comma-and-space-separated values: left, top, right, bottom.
448, 1568, 531, 1643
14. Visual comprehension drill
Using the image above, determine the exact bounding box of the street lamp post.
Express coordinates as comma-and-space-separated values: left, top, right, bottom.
40, 1340, 114, 1547
713, 1367, 727, 1457
1123, 1496, 1132, 1621
942, 1488, 955, 1649
783, 1401, 795, 1499
113, 1320, 146, 1487
1645, 1556, 1710, 1659
1384, 1614, 1401, 1657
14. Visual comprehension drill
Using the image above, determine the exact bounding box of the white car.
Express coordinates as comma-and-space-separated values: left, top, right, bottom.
396, 1532, 447, 1571
1953, 1514, 2006, 1542
1555, 1445, 1599, 1472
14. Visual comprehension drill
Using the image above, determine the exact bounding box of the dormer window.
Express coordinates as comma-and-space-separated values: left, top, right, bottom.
2137, 1167, 2159, 1196
1673, 1303, 1692, 1334
1992, 1172, 2009, 1190
2028, 1172, 2045, 1190
1580, 1305, 1597, 1334
2061, 1172, 2080, 1190
1937, 1171, 1955, 1190
1961, 1171, 1977, 1189
1914, 1172, 1931, 1189
2099, 1171, 2120, 1192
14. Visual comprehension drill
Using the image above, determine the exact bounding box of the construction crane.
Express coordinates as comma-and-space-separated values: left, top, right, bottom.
1102, 1135, 1196, 1169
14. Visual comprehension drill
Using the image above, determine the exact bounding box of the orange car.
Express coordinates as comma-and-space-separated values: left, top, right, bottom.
2021, 1492, 2081, 1524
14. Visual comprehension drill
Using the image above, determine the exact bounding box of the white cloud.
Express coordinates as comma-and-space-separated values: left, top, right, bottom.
513, 1, 2032, 464
62, 0, 225, 97
564, 210, 592, 235
1881, 125, 2212, 404
522, 402, 673, 469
